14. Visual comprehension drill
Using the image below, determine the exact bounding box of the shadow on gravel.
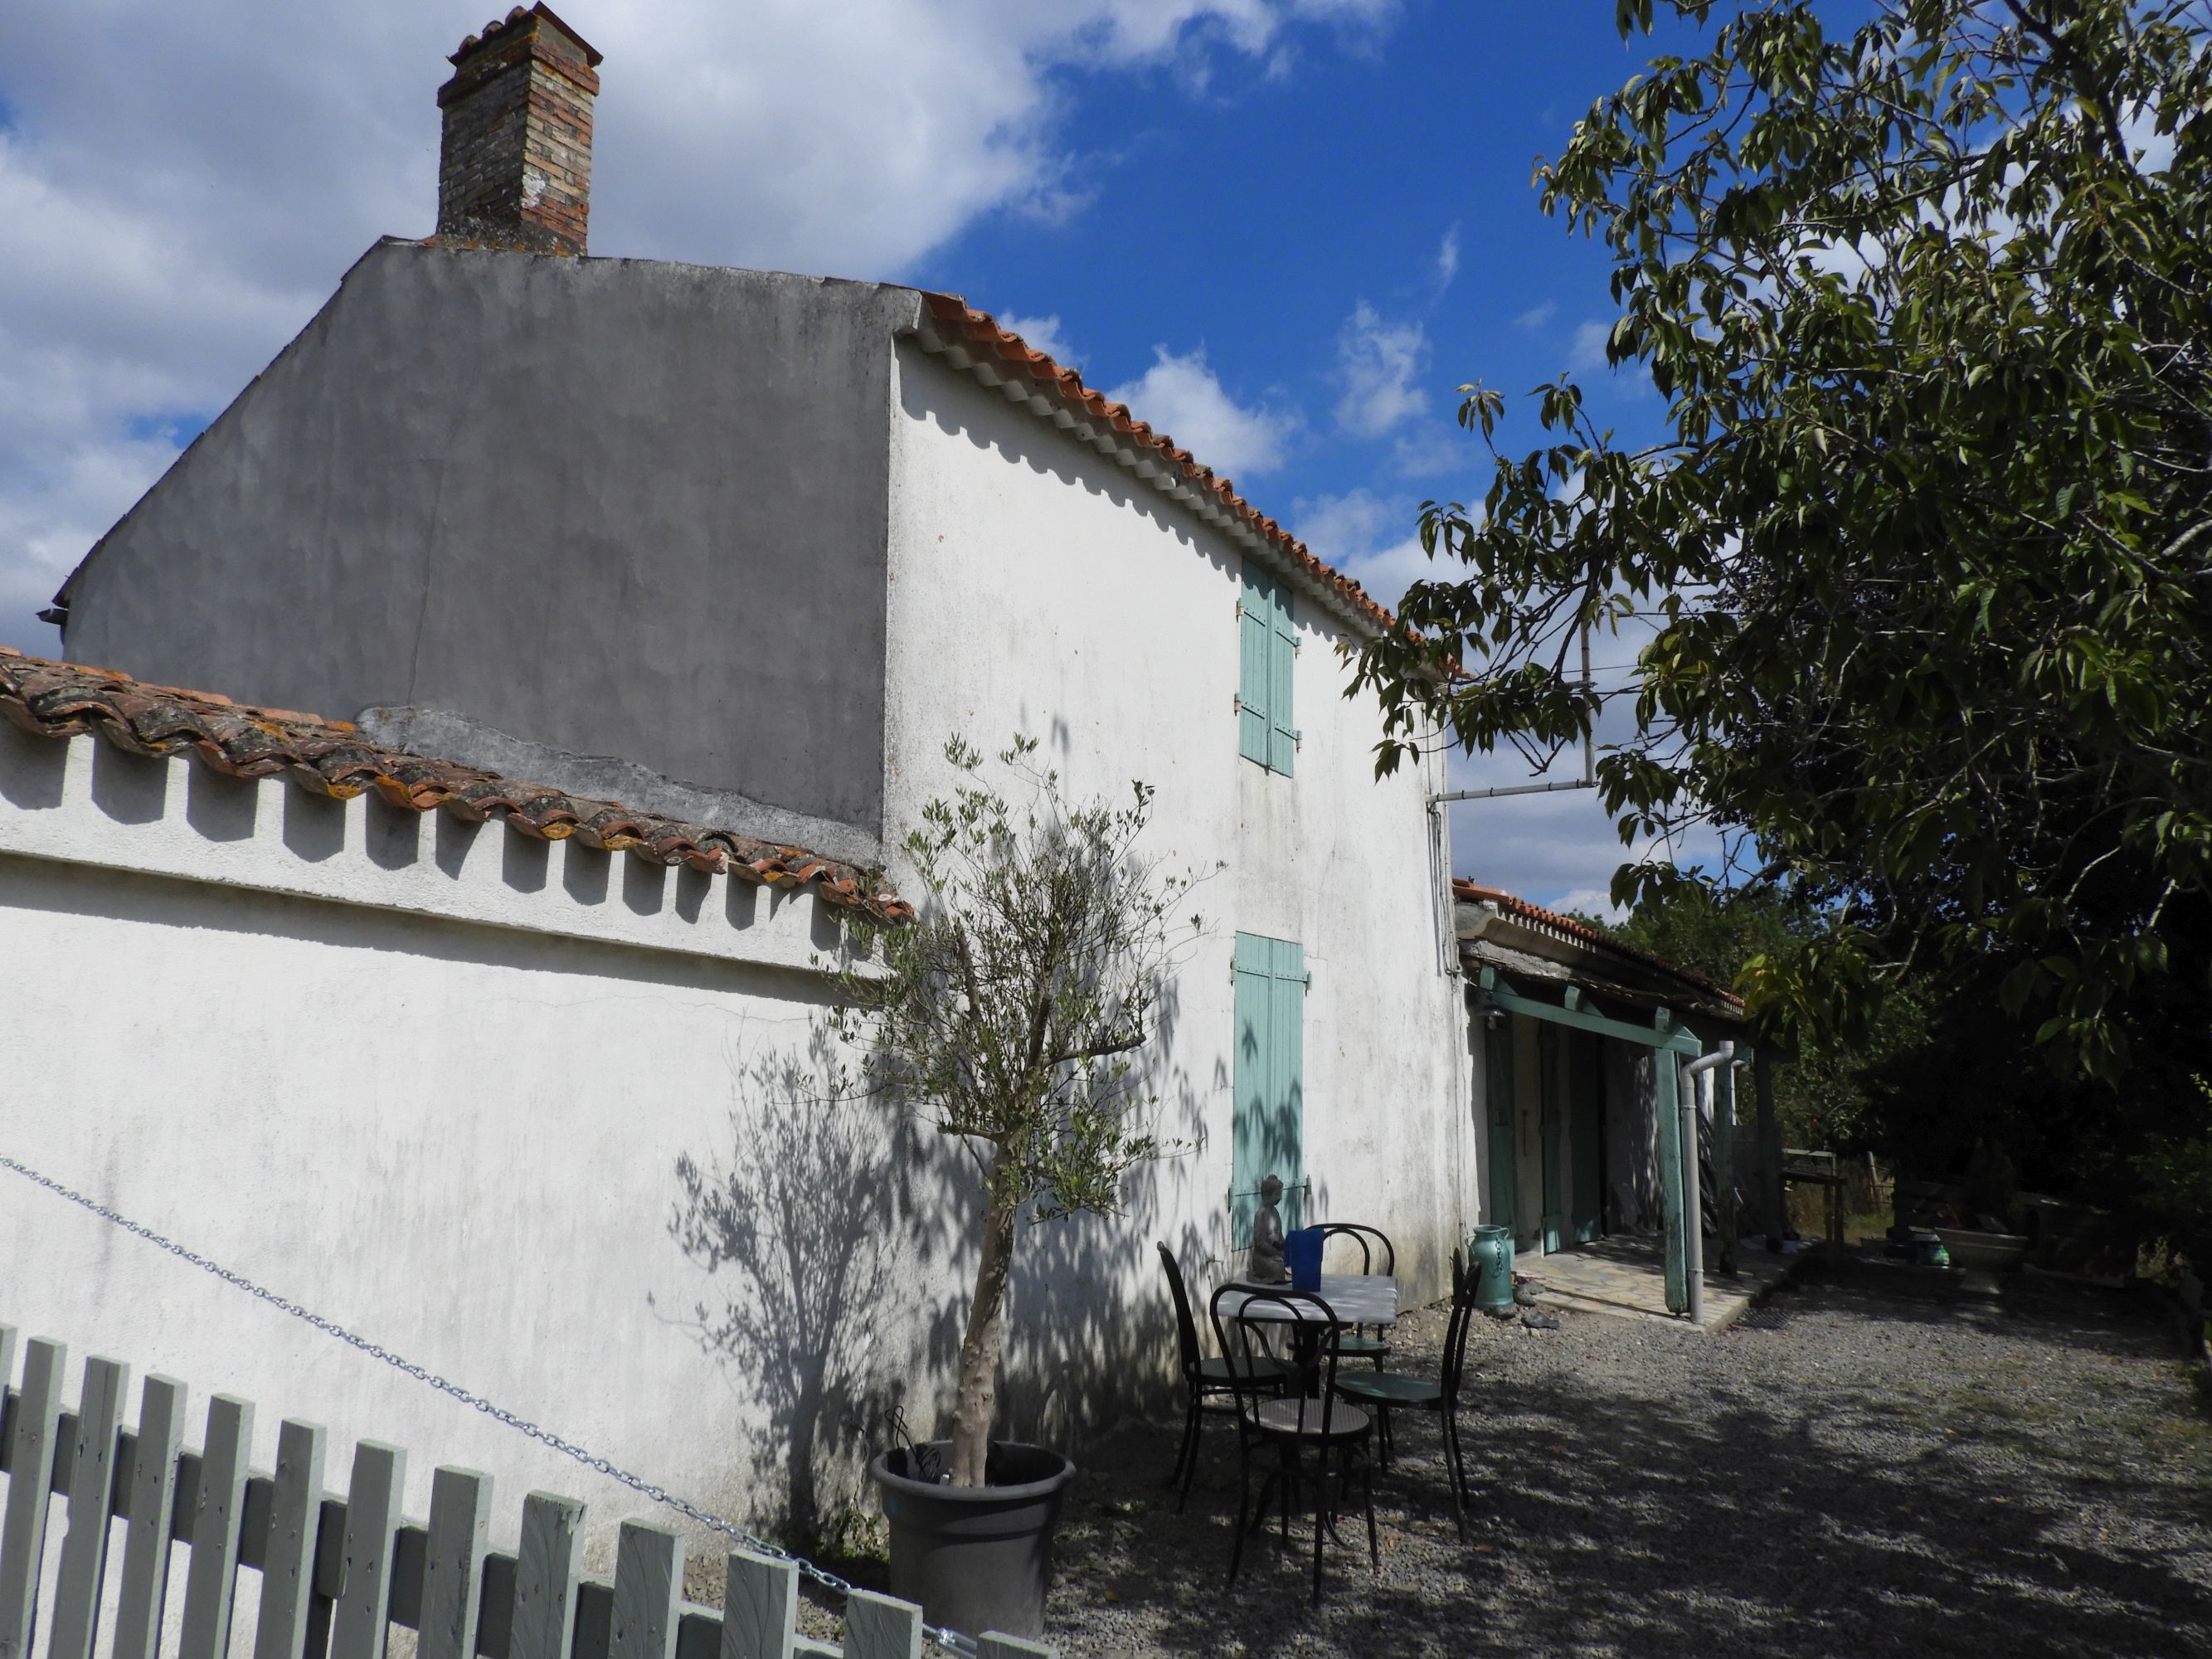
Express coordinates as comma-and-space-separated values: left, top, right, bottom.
1046, 1259, 2212, 1658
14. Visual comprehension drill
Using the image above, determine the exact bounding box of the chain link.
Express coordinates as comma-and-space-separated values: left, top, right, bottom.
1, 1154, 976, 1659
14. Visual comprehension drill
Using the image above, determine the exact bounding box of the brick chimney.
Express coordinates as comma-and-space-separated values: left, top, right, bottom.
435, 4, 603, 256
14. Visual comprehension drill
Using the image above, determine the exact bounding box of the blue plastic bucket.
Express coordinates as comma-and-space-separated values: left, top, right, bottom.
1286, 1227, 1324, 1292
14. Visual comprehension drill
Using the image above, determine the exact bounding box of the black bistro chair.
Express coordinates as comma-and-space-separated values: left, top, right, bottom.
1315, 1223, 1397, 1370
1209, 1283, 1379, 1602
1333, 1246, 1481, 1538
1156, 1242, 1292, 1510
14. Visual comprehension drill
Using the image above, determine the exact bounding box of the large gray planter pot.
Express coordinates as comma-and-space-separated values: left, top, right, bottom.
869, 1442, 1074, 1641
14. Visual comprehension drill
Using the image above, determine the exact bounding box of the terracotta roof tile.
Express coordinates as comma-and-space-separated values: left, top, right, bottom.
1453, 878, 1742, 1008
915, 294, 1400, 638
0, 647, 910, 922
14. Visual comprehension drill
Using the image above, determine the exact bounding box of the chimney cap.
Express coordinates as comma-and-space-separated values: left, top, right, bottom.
450, 2, 602, 71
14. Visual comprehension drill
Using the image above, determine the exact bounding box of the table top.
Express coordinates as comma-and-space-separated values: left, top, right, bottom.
1216, 1273, 1399, 1327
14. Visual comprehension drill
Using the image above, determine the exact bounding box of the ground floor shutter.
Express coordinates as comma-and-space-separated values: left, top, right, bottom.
1230, 931, 1305, 1246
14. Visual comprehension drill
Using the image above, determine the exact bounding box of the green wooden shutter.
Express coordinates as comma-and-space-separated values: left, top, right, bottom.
1230, 932, 1307, 1244
1266, 577, 1297, 776
1237, 566, 1271, 766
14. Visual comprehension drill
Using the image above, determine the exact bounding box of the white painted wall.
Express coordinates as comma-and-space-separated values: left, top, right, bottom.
882, 343, 1475, 1381
0, 722, 946, 1563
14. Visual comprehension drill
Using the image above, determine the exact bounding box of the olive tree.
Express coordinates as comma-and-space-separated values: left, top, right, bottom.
832, 737, 1202, 1488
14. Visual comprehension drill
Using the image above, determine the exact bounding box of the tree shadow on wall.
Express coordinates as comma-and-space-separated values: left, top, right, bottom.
666, 1023, 934, 1548
960, 975, 1208, 1457
663, 904, 1220, 1553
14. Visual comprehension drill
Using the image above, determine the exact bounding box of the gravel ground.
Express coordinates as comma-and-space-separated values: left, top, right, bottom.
1033, 1259, 2212, 1658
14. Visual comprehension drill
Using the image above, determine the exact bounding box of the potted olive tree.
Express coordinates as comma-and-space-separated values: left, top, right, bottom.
839, 737, 1198, 1640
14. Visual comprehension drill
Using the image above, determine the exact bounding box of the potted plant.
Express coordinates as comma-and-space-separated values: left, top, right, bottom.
835, 737, 1200, 1640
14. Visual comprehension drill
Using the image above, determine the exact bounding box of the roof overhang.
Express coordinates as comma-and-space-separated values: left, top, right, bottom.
1456, 893, 1747, 1029
907, 296, 1397, 641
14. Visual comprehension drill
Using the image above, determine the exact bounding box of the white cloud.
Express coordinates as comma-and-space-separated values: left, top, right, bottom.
0, 0, 1396, 652
1291, 485, 1451, 611
1548, 887, 1627, 923
1568, 317, 1613, 372
1332, 300, 1427, 438
1434, 225, 1460, 290
1514, 299, 1557, 330
2120, 101, 2175, 174
1106, 347, 1298, 479
992, 311, 1077, 368
1295, 486, 1399, 556
1389, 426, 1465, 477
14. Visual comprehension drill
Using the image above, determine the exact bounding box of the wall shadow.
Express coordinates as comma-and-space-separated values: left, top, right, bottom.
666, 1022, 936, 1546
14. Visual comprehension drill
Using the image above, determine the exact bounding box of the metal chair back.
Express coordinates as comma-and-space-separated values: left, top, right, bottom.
1314, 1222, 1397, 1277
1439, 1244, 1480, 1404
1157, 1241, 1203, 1379
1208, 1285, 1349, 1440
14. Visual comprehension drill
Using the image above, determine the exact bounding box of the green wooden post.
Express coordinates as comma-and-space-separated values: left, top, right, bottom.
1755, 1047, 1783, 1249
1714, 1054, 1738, 1273
1653, 1014, 1688, 1313
1539, 1025, 1565, 1254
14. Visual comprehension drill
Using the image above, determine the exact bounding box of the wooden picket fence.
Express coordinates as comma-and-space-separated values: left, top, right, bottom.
0, 1327, 1051, 1659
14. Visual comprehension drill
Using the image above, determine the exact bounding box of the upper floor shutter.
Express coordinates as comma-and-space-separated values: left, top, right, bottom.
1237, 565, 1272, 766
1238, 561, 1297, 776
1266, 577, 1297, 776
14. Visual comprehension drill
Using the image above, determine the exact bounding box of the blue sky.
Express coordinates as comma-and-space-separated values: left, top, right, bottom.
912, 5, 1674, 524
0, 0, 1716, 912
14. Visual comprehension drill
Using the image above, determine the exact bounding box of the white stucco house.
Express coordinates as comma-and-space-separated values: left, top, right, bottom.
3, 7, 1769, 1563
1, 5, 1478, 1546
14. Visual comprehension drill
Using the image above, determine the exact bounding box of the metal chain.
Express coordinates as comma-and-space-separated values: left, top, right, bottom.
0, 1153, 975, 1659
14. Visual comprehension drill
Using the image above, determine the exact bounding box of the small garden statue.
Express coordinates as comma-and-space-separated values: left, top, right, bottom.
1247, 1173, 1290, 1283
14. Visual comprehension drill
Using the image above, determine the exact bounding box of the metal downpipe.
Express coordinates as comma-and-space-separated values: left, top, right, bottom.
1680, 1044, 1736, 1326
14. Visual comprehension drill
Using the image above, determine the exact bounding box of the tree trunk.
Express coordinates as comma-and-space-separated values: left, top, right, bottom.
949, 1158, 1019, 1488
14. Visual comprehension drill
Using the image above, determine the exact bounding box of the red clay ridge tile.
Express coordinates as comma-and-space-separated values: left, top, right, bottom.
0, 650, 911, 923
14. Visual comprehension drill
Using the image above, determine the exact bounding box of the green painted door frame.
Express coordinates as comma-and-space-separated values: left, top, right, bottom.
1539, 1024, 1565, 1254
1483, 1009, 1518, 1239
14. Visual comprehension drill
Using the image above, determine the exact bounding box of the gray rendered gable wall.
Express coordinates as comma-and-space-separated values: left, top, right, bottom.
61, 241, 916, 844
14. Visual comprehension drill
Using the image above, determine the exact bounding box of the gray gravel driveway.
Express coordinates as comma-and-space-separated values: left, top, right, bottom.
1041, 1260, 2212, 1657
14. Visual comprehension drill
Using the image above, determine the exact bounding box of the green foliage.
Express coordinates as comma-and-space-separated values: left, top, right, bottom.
1354, 1, 2212, 1082
2137, 1076, 2212, 1272
1580, 877, 1930, 1148
832, 735, 1202, 1222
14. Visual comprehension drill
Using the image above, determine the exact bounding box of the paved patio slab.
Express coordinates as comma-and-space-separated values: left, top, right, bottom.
1521, 1233, 1807, 1329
